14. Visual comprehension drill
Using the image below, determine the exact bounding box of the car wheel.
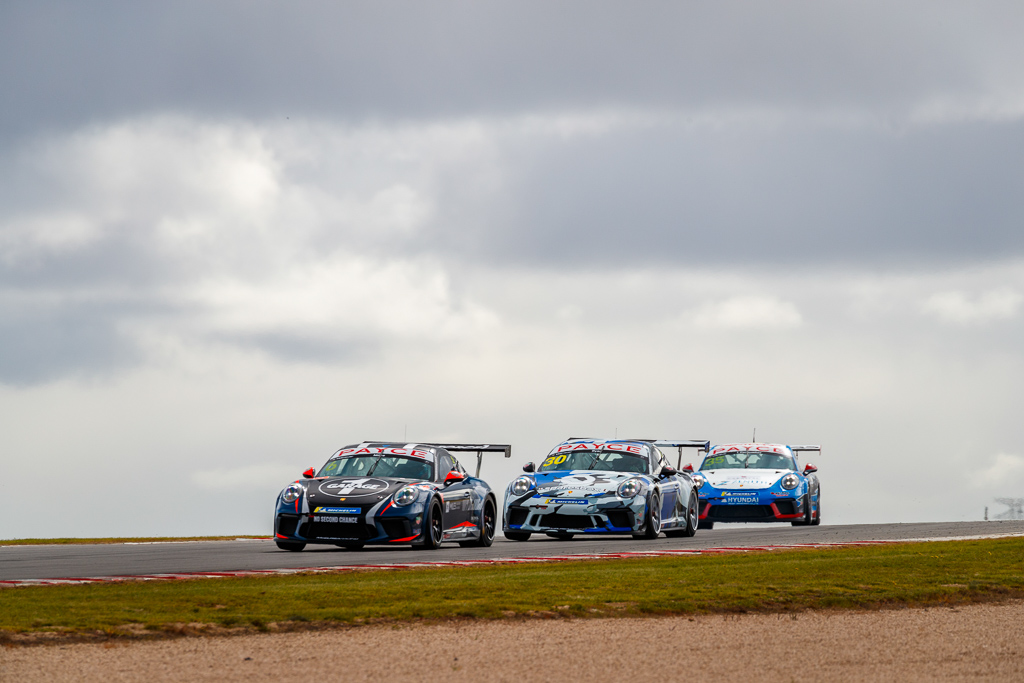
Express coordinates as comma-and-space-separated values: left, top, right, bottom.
811, 490, 821, 526
275, 541, 305, 551
414, 500, 444, 550
791, 494, 812, 526
683, 489, 699, 537
633, 491, 662, 539
503, 530, 532, 541
460, 496, 497, 548
697, 520, 714, 530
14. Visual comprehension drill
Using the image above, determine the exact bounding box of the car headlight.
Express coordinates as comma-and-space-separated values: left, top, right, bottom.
511, 476, 535, 496
692, 474, 706, 489
617, 478, 642, 498
393, 486, 417, 506
281, 483, 304, 504
781, 474, 800, 490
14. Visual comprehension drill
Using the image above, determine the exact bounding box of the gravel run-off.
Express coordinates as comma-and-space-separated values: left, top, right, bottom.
2, 601, 1022, 681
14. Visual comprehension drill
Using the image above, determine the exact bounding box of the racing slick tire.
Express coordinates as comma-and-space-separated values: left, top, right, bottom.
461, 496, 497, 548
503, 530, 531, 541
275, 541, 305, 551
811, 490, 821, 526
791, 494, 813, 526
413, 499, 444, 550
665, 489, 699, 538
633, 491, 662, 539
697, 520, 714, 530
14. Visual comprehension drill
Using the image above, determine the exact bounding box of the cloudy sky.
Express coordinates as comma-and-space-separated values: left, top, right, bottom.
3, 2, 1024, 538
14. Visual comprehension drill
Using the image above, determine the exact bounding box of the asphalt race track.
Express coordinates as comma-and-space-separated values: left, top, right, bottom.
3, 520, 1024, 582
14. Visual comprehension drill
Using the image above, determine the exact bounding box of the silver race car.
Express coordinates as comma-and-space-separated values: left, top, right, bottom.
502, 438, 708, 541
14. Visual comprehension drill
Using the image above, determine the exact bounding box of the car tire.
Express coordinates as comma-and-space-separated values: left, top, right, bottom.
791, 494, 812, 526
811, 489, 821, 526
461, 496, 497, 548
633, 491, 662, 539
697, 520, 714, 530
666, 489, 699, 538
682, 489, 699, 536
275, 541, 305, 551
413, 500, 444, 550
504, 530, 531, 541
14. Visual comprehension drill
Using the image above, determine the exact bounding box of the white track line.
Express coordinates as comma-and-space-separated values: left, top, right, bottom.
4, 533, 1023, 588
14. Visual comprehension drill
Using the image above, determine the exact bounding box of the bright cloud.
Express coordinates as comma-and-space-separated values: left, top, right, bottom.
922, 289, 1022, 324
692, 296, 803, 330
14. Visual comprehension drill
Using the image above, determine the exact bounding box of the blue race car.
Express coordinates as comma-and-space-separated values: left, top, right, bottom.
274, 442, 509, 551
502, 438, 708, 540
685, 443, 821, 529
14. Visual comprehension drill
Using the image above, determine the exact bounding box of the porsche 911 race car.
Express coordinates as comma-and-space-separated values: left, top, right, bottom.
274, 441, 510, 551
685, 442, 821, 529
502, 438, 708, 541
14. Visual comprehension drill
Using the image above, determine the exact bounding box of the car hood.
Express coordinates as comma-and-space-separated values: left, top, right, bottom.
531, 470, 647, 499
304, 476, 429, 507
700, 469, 790, 490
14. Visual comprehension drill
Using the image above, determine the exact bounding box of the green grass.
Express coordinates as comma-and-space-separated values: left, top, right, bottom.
2, 537, 1022, 639
0, 536, 267, 546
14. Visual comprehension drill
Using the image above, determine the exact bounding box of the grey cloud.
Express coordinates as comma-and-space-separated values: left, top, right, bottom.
420, 118, 1024, 265
2, 2, 1023, 144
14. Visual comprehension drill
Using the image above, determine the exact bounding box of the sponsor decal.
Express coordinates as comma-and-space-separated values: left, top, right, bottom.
313, 515, 359, 523
333, 446, 432, 460
318, 478, 390, 498
719, 494, 759, 505
314, 507, 360, 514
553, 441, 644, 455
710, 443, 788, 455
542, 498, 588, 505
445, 499, 471, 512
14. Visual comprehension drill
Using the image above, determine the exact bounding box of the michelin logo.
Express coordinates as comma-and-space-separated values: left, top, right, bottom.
314, 507, 360, 514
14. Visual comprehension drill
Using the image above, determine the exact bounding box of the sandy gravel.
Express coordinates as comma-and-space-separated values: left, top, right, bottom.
2, 602, 1022, 682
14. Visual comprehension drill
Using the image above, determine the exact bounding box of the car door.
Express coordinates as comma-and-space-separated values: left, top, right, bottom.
654, 448, 681, 525
437, 452, 474, 530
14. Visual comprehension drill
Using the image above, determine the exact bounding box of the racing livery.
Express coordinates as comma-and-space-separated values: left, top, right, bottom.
687, 443, 821, 529
502, 438, 708, 541
274, 442, 509, 551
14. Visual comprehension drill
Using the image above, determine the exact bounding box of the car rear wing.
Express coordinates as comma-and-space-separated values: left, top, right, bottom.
790, 445, 822, 454
653, 440, 711, 469
424, 443, 512, 478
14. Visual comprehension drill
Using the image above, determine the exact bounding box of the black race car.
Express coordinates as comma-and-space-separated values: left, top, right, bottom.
274, 442, 509, 551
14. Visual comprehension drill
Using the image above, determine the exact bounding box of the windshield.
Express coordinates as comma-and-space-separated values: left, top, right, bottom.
539, 449, 649, 474
701, 451, 796, 471
318, 455, 432, 480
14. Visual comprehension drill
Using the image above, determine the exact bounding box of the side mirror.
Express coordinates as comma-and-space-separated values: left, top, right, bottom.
661, 465, 677, 477
302, 467, 316, 478
444, 470, 467, 485
523, 462, 535, 473
803, 463, 818, 475
682, 463, 694, 473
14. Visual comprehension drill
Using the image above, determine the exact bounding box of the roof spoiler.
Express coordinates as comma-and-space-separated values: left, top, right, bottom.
654, 440, 711, 469
790, 445, 822, 454
423, 443, 512, 477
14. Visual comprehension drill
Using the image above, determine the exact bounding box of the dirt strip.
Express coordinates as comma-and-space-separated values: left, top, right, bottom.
2, 601, 1022, 682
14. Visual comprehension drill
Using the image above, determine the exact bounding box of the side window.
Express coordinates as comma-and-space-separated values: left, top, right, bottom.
436, 452, 454, 481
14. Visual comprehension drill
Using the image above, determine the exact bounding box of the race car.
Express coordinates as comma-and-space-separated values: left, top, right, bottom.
685, 443, 821, 529
502, 438, 708, 541
274, 441, 510, 551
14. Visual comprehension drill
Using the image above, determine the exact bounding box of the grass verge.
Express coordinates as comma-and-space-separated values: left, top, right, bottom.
2, 537, 1022, 643
0, 536, 267, 546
